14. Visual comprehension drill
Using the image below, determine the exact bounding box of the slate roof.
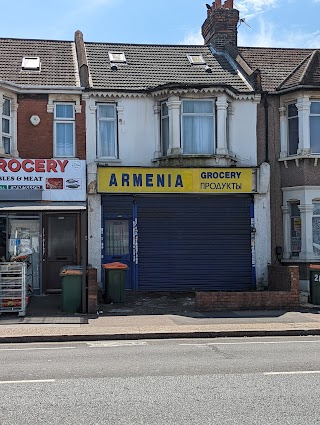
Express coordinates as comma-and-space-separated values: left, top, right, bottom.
0, 38, 79, 87
84, 42, 253, 93
237, 47, 320, 92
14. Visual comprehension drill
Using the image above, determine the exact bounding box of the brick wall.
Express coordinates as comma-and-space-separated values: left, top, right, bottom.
201, 8, 239, 49
87, 267, 98, 314
17, 95, 86, 159
196, 266, 300, 311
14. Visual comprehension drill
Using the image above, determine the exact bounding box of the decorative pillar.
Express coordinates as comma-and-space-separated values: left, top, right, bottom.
281, 206, 291, 259
279, 106, 287, 158
227, 103, 234, 156
153, 103, 161, 159
298, 204, 314, 259
167, 96, 182, 156
216, 95, 228, 155
296, 96, 311, 155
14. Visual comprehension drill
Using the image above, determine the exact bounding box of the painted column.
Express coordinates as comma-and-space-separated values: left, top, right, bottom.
216, 95, 228, 155
296, 96, 311, 155
167, 96, 182, 156
299, 204, 314, 259
279, 106, 287, 158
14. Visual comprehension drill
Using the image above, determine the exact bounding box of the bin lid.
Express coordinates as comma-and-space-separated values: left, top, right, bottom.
309, 264, 320, 270
102, 262, 128, 270
60, 265, 83, 275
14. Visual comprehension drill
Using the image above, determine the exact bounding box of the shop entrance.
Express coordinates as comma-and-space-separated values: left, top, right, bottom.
44, 214, 78, 293
103, 218, 132, 289
0, 215, 41, 293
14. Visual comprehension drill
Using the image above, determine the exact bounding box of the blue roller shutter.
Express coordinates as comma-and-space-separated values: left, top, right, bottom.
137, 195, 252, 291
101, 195, 133, 217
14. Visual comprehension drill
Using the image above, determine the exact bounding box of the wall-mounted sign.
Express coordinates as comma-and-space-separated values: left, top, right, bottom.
97, 167, 254, 194
0, 158, 86, 201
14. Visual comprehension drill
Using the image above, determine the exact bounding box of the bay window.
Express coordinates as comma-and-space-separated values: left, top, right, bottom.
290, 203, 301, 257
181, 100, 214, 154
2, 98, 11, 154
310, 102, 320, 153
97, 103, 117, 158
161, 101, 169, 156
287, 103, 299, 156
54, 103, 75, 157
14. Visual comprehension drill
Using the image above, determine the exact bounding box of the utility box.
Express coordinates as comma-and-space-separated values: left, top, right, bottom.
309, 265, 320, 305
102, 262, 128, 303
59, 266, 83, 313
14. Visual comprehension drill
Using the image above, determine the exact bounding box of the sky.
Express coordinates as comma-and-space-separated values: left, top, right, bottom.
0, 0, 320, 48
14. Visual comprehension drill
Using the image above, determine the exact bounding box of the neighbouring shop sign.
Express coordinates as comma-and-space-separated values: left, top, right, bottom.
0, 158, 86, 201
97, 167, 254, 194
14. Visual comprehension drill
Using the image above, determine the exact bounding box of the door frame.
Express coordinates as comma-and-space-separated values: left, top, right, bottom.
102, 214, 133, 290
43, 212, 81, 293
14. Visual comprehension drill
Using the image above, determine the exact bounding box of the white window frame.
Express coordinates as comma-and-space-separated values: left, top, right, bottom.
310, 101, 320, 153
181, 99, 215, 155
287, 103, 299, 156
280, 95, 320, 160
2, 97, 11, 155
53, 103, 76, 158
97, 103, 118, 159
160, 100, 169, 156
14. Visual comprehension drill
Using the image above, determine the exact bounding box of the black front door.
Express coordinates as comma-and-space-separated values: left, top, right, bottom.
44, 214, 78, 292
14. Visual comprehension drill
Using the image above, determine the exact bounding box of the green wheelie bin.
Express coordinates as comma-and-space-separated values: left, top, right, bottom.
102, 262, 128, 303
59, 266, 83, 313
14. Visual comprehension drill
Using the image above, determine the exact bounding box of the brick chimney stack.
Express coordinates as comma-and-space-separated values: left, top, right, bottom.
201, 0, 239, 50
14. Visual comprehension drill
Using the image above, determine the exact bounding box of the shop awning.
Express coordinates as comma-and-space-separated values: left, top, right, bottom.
0, 202, 86, 211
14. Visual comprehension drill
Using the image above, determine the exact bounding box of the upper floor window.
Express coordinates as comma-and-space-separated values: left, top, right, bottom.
97, 103, 117, 158
54, 103, 75, 157
287, 103, 299, 156
310, 101, 320, 153
161, 101, 169, 156
181, 100, 214, 154
2, 98, 11, 155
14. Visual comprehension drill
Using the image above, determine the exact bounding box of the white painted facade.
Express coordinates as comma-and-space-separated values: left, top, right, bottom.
84, 90, 270, 286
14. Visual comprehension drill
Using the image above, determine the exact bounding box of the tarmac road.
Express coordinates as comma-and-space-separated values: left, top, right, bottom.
0, 336, 320, 424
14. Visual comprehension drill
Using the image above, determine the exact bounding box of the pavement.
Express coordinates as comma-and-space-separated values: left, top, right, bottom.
0, 292, 320, 343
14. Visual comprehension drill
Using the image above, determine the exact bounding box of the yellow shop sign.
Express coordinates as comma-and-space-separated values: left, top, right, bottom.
97, 167, 254, 194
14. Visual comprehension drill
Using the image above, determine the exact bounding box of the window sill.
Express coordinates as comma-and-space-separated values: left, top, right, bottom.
279, 154, 320, 168
95, 158, 122, 165
153, 153, 237, 167
282, 258, 320, 263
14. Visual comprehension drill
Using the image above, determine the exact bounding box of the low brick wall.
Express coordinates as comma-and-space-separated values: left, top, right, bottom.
87, 267, 98, 314
196, 266, 300, 311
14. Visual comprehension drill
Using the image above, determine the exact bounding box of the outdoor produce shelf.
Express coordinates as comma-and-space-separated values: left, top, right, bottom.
0, 262, 27, 316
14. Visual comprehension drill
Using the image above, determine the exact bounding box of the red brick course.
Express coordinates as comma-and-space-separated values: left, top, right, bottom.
196, 266, 300, 311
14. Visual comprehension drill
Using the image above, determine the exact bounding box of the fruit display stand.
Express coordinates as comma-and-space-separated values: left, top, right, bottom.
0, 262, 27, 316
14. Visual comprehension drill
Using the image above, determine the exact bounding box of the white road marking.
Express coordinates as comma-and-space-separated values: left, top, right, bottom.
264, 371, 320, 376
0, 347, 76, 352
0, 379, 55, 384
179, 340, 320, 346
87, 341, 148, 348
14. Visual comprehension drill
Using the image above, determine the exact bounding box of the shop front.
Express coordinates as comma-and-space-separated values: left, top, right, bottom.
97, 167, 257, 292
0, 159, 86, 295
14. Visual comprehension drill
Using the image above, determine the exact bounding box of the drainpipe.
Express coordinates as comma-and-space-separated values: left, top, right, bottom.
263, 92, 269, 163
